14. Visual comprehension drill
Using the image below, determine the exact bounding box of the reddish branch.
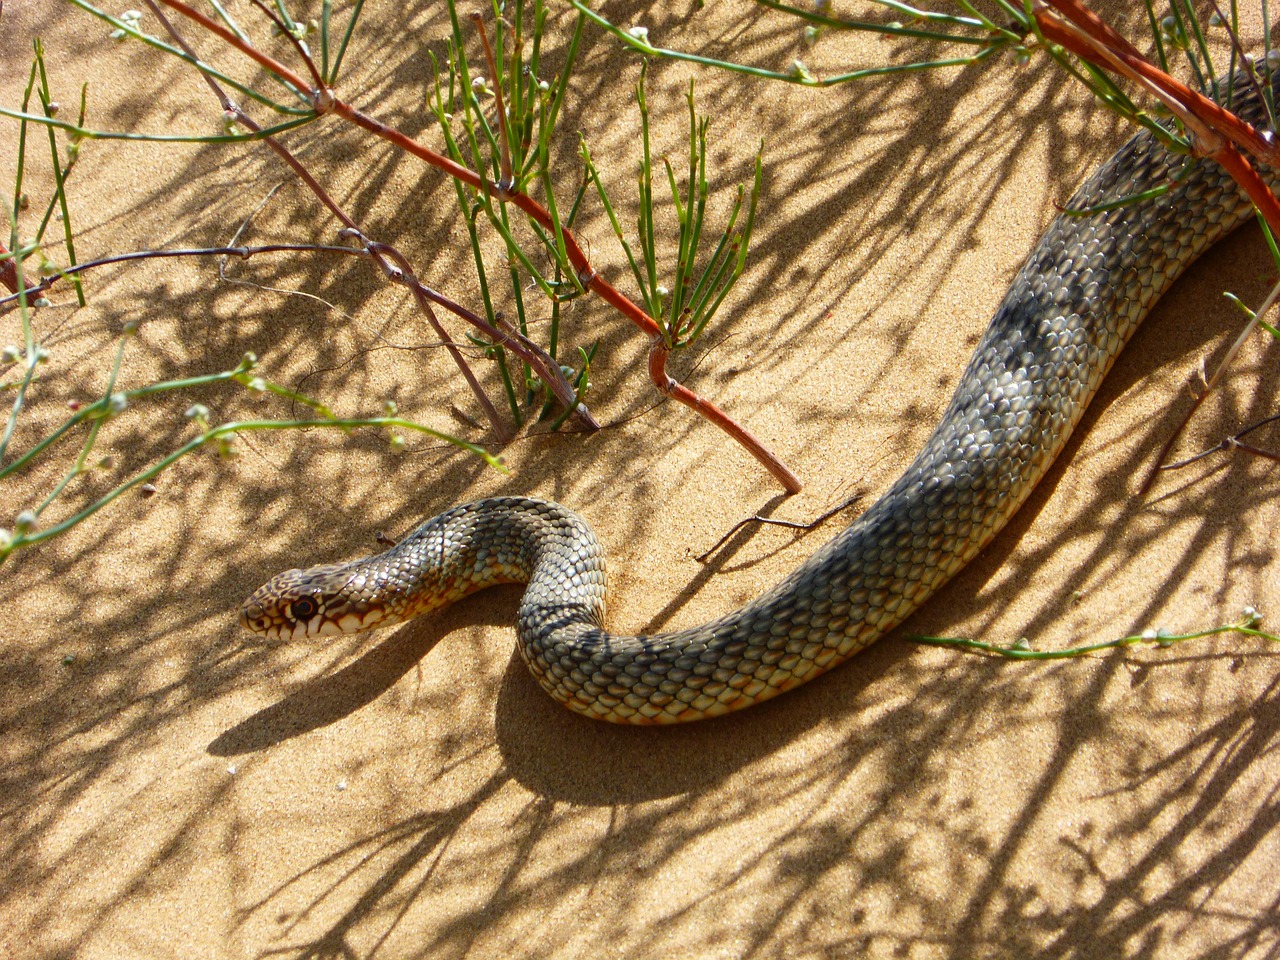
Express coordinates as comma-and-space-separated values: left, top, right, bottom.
143, 0, 587, 439
649, 341, 803, 491
148, 0, 803, 492
329, 100, 800, 490
1034, 0, 1280, 237
0, 241, 17, 294
0, 243, 360, 308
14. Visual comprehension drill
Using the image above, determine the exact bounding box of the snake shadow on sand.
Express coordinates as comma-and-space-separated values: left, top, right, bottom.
208, 572, 912, 805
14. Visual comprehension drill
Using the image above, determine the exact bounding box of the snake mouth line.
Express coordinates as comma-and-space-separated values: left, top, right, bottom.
240, 607, 389, 642
240, 566, 392, 641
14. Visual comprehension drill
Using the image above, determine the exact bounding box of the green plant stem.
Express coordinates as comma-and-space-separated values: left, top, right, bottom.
67, 0, 311, 112
2, 417, 502, 565
328, 0, 365, 83
32, 41, 85, 306
0, 106, 314, 143
9, 61, 37, 267
32, 336, 129, 516
0, 252, 36, 466
756, 0, 992, 42
1, 359, 256, 480
569, 0, 1001, 87
912, 615, 1278, 658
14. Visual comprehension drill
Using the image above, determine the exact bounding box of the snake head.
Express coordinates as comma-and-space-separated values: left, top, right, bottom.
239, 562, 392, 641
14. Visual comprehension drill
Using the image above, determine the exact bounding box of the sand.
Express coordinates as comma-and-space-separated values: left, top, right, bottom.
3, 1, 1279, 958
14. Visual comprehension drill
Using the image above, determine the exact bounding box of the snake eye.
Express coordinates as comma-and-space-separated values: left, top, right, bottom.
291, 597, 317, 619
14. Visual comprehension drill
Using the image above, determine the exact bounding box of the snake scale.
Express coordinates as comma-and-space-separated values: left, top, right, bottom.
242, 77, 1272, 724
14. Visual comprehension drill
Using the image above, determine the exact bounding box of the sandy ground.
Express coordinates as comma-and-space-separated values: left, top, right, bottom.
3, 1, 1279, 958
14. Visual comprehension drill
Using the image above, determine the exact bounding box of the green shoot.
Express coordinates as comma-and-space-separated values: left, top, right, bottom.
912, 609, 1277, 658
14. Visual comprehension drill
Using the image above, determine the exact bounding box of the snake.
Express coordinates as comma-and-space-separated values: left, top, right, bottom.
241, 75, 1274, 724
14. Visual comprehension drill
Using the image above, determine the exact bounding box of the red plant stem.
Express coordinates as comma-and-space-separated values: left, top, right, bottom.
649, 340, 803, 493
1034, 0, 1280, 239
1037, 11, 1267, 160
1036, 0, 1280, 165
1038, 0, 1144, 61
330, 98, 669, 345
327, 97, 802, 485
151, 0, 315, 101
469, 12, 514, 186
0, 241, 17, 294
1207, 136, 1280, 233
150, 0, 802, 489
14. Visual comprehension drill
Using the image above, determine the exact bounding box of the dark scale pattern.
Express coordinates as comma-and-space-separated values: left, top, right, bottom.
242, 83, 1275, 724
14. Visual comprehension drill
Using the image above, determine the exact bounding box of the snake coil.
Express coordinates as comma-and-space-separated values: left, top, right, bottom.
242, 77, 1273, 724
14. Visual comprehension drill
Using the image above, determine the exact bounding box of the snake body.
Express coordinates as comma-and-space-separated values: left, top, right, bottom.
242, 82, 1269, 724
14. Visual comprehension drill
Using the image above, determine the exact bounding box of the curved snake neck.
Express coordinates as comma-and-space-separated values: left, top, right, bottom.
242, 83, 1270, 724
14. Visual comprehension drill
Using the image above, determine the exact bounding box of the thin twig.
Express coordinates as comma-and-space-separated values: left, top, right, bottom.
353, 232, 595, 432
0, 243, 363, 309
244, 0, 326, 93
1160, 411, 1280, 471
1140, 275, 1280, 493
696, 492, 863, 562
469, 12, 514, 188
1228, 439, 1280, 463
